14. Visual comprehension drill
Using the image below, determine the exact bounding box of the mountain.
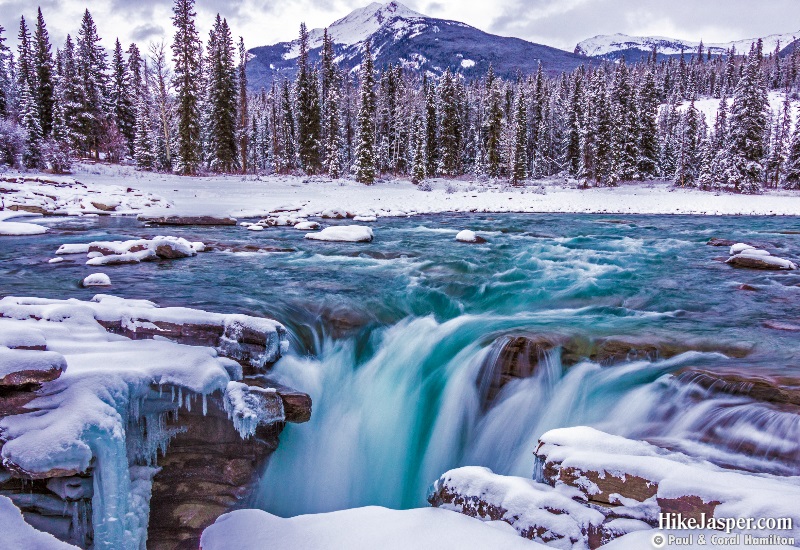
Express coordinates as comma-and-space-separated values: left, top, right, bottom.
246, 1, 591, 90
575, 30, 800, 62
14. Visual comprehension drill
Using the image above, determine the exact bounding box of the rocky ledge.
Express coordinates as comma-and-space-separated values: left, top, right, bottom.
431, 427, 800, 549
0, 295, 310, 550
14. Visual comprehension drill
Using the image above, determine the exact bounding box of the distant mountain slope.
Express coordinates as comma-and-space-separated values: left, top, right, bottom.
246, 1, 591, 90
576, 30, 800, 62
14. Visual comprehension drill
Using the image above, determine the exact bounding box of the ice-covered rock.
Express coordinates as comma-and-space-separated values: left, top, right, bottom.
305, 225, 374, 242
456, 229, 486, 243
82, 273, 111, 287
223, 381, 285, 439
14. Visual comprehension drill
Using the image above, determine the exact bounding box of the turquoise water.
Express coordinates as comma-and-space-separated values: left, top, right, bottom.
2, 213, 800, 515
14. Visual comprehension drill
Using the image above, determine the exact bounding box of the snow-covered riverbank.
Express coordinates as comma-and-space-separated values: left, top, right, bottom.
3, 164, 800, 227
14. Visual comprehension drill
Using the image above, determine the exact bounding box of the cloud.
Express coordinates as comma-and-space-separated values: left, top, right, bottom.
131, 22, 165, 42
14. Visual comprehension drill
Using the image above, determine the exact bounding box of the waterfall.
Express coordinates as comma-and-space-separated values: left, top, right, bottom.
255, 313, 793, 518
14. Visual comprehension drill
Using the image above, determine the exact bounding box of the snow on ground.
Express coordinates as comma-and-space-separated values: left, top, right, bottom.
200, 506, 549, 550
20, 163, 797, 221
678, 91, 799, 128
0, 495, 79, 550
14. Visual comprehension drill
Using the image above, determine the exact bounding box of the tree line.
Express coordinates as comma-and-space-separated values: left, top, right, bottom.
1, 0, 799, 193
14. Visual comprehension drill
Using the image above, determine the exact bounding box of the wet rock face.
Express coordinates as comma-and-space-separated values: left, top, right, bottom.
677, 368, 800, 408
147, 390, 294, 550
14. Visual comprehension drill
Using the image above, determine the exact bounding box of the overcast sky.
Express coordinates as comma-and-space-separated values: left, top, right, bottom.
0, 0, 796, 54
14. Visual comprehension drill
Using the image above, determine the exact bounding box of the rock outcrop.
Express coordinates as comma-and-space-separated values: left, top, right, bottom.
138, 215, 237, 226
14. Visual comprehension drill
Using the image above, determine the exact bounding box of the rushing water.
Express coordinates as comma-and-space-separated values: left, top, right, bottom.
2, 212, 800, 518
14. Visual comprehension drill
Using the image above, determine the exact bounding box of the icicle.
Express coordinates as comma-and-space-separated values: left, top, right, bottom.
202, 393, 208, 417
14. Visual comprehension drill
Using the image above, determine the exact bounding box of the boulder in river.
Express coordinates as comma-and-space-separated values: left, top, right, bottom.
138, 215, 237, 226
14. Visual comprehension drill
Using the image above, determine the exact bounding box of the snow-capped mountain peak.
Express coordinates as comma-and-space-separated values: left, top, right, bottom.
576, 30, 799, 59
285, 1, 427, 59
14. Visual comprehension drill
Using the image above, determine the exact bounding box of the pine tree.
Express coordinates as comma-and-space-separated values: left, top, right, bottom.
75, 10, 108, 158
237, 37, 248, 173
0, 25, 9, 117
411, 114, 426, 184
205, 15, 239, 172
437, 69, 461, 176
765, 92, 792, 188
611, 59, 640, 181
353, 42, 377, 184
295, 23, 322, 174
110, 39, 135, 156
483, 67, 504, 178
637, 67, 659, 178
511, 88, 528, 185
171, 0, 203, 174
20, 80, 42, 167
424, 76, 438, 177
783, 105, 800, 189
727, 48, 769, 193
33, 9, 54, 138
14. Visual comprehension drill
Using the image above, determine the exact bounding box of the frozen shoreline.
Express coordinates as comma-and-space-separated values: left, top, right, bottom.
3, 164, 800, 225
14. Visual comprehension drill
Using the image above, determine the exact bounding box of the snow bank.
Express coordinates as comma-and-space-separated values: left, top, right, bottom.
0, 220, 48, 236
200, 506, 548, 550
305, 225, 374, 242
0, 174, 170, 217
82, 273, 111, 287
0, 495, 78, 550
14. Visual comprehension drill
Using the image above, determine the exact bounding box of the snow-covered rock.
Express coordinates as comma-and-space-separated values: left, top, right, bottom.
82, 273, 111, 287
0, 219, 48, 236
352, 215, 377, 222
534, 427, 800, 541
456, 229, 486, 243
200, 506, 548, 550
0, 349, 67, 387
727, 253, 797, 270
223, 381, 284, 439
246, 224, 264, 231
56, 236, 205, 266
305, 225, 374, 242
294, 221, 320, 230
729, 242, 756, 255
429, 466, 604, 547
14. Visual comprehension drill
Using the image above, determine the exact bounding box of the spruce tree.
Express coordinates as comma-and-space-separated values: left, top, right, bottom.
171, 0, 203, 174
564, 69, 583, 176
0, 25, 9, 117
20, 80, 42, 167
424, 77, 438, 177
279, 79, 296, 172
727, 48, 769, 193
511, 88, 528, 185
206, 15, 238, 172
611, 59, 640, 181
295, 23, 322, 174
783, 105, 800, 189
353, 42, 377, 184
75, 10, 108, 158
33, 9, 54, 137
411, 114, 426, 184
765, 93, 791, 188
237, 37, 248, 173
483, 66, 504, 178
637, 67, 659, 178
134, 90, 156, 170
437, 69, 461, 176
323, 67, 342, 178
110, 39, 135, 156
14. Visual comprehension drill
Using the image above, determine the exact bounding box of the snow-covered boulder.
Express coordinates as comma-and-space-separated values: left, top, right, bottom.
0, 219, 48, 236
0, 349, 66, 387
456, 229, 486, 243
429, 466, 604, 548
56, 236, 205, 266
82, 273, 111, 287
352, 215, 377, 222
0, 327, 47, 351
534, 426, 800, 541
726, 250, 797, 270
138, 215, 236, 226
294, 221, 320, 230
305, 225, 374, 243
729, 242, 756, 255
246, 224, 264, 231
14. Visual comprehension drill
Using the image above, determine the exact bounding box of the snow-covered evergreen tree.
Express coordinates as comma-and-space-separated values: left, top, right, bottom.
295, 23, 322, 174
353, 42, 377, 184
110, 39, 135, 157
171, 0, 203, 174
33, 9, 54, 138
437, 69, 461, 176
726, 47, 769, 193
784, 105, 800, 189
205, 15, 239, 172
411, 114, 425, 184
511, 88, 528, 185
